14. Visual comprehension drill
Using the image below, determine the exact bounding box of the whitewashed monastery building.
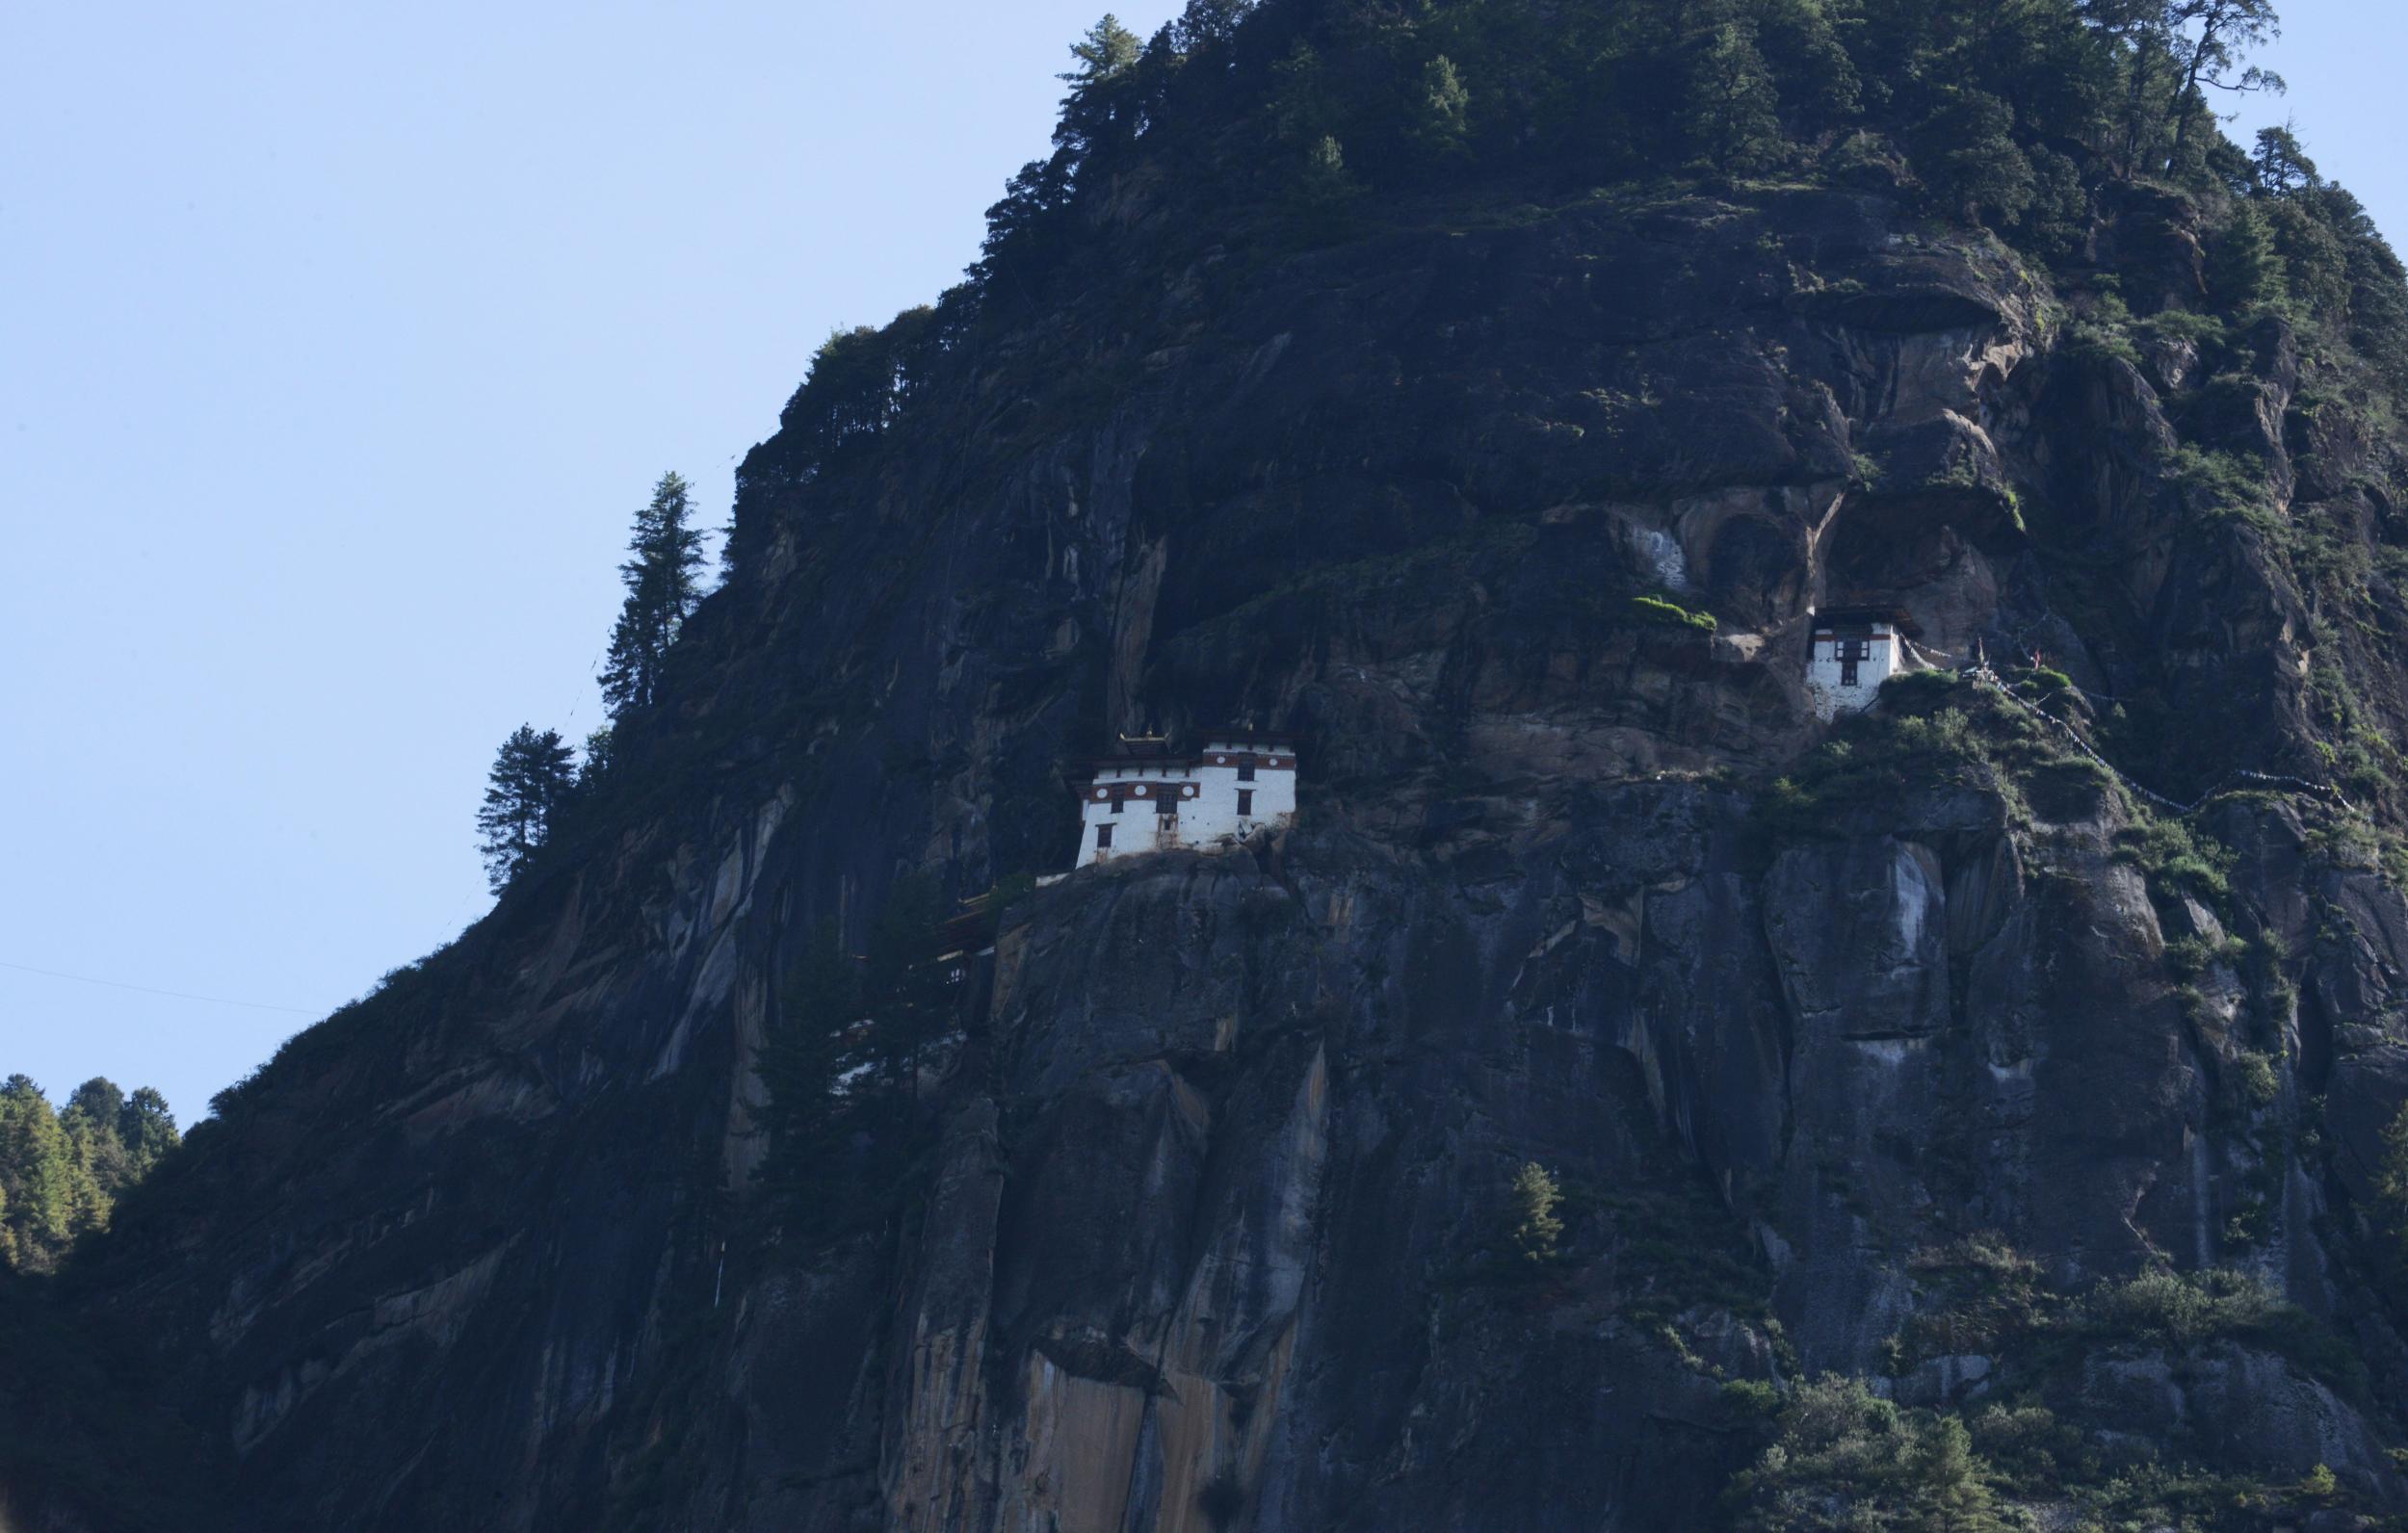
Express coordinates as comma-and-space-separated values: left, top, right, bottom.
1071, 731, 1298, 869
1803, 606, 1923, 720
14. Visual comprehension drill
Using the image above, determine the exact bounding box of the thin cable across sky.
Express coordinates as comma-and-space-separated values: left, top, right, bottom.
0, 959, 320, 1017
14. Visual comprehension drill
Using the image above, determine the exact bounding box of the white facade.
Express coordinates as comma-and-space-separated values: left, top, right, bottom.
1803, 615, 1905, 719
1073, 737, 1298, 869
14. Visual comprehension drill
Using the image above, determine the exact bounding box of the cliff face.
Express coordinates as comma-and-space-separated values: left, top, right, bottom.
34, 172, 2408, 1530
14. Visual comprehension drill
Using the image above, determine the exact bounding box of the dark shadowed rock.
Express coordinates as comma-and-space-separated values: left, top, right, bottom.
24, 103, 2408, 1533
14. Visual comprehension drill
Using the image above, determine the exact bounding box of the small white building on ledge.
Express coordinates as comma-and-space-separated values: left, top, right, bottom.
1804, 607, 1924, 720
1072, 732, 1298, 869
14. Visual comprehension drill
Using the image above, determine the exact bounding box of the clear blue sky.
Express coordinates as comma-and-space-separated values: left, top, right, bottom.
2, 4, 2400, 1129
2, 0, 1183, 1126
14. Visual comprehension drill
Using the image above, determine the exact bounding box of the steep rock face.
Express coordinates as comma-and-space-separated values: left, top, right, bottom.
47, 182, 2408, 1530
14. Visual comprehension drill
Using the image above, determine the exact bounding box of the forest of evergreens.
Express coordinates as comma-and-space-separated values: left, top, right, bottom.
474, 470, 709, 892
0, 1074, 177, 1274
540, 0, 2408, 1271
455, 0, 2408, 918
736, 0, 2405, 582
471, 0, 2408, 905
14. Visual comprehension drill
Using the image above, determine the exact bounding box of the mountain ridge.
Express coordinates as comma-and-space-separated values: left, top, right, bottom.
21, 2, 2408, 1528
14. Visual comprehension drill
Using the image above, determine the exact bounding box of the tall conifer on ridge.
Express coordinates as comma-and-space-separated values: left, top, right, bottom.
600, 471, 708, 718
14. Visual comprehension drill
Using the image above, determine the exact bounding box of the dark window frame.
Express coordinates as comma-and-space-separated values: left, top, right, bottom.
1833, 632, 1872, 688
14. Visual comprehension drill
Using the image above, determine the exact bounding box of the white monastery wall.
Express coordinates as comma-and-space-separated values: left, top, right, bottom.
1804, 622, 1904, 720
1072, 739, 1297, 869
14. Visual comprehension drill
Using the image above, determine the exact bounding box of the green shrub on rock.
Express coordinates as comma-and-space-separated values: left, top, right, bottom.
1729, 1375, 2011, 1533
1507, 1160, 1563, 1265
2115, 818, 2236, 902
2079, 1266, 2279, 1345
1630, 593, 1717, 632
1878, 669, 1960, 707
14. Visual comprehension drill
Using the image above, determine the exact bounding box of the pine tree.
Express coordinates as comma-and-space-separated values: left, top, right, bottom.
2264, 193, 2348, 316
1057, 13, 1145, 161
1921, 88, 2037, 225
2208, 200, 2288, 313
1269, 40, 1330, 145
1061, 13, 1140, 87
1684, 22, 1784, 174
0, 1075, 179, 1271
1170, 0, 1247, 53
2105, 1, 2179, 176
750, 878, 955, 1234
860, 873, 952, 1108
476, 724, 576, 892
1408, 56, 1473, 168
1507, 1160, 1564, 1264
59, 1079, 130, 1234
2164, 0, 2285, 172
116, 1086, 179, 1174
598, 471, 708, 718
1294, 135, 1356, 211
2251, 121, 2317, 196
1909, 1413, 1996, 1527
1755, 0, 1861, 134
63, 1078, 123, 1123
0, 1076, 79, 1271
575, 725, 615, 795
752, 922, 862, 1223
2377, 1103, 2408, 1284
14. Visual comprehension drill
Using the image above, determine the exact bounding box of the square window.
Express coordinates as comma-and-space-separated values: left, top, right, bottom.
1238, 762, 1256, 782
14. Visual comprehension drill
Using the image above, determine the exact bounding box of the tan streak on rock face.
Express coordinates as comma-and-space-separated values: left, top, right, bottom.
1110, 535, 1169, 735
885, 1315, 992, 1528
998, 1359, 1154, 1533
883, 1101, 1008, 1529
1136, 1044, 1330, 1530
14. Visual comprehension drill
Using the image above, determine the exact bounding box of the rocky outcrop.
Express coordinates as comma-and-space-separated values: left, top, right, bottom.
37, 173, 2408, 1533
